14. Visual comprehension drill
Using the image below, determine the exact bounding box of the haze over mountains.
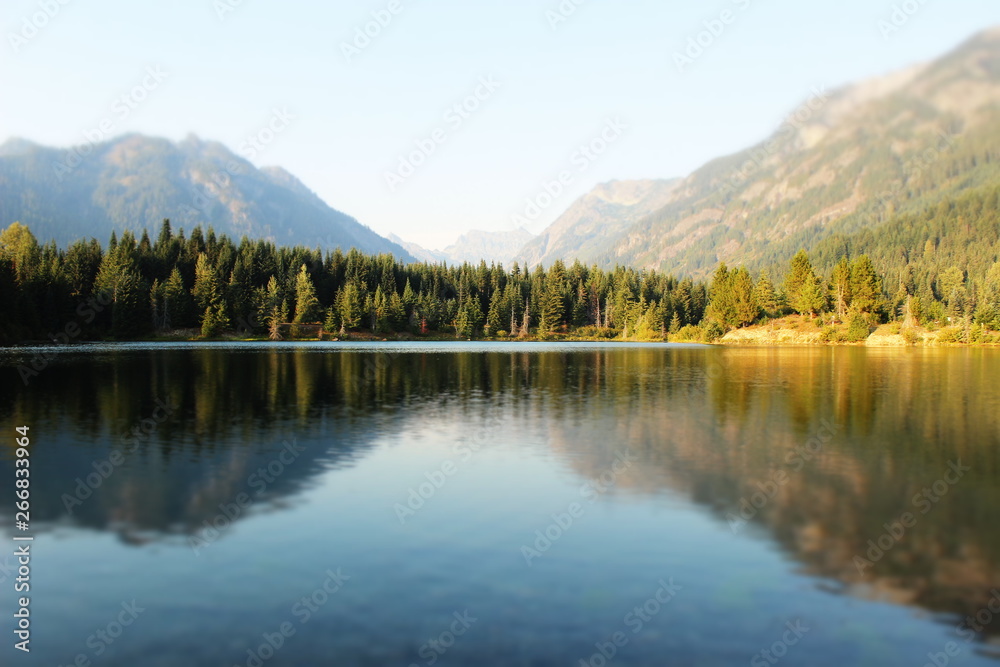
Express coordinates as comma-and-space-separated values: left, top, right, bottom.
543, 27, 1000, 276
389, 228, 535, 267
0, 134, 414, 260
3, 28, 1000, 276
515, 179, 680, 268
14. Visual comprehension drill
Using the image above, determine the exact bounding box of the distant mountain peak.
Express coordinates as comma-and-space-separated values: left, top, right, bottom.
585, 28, 1000, 276
516, 178, 680, 268
0, 133, 414, 260
964, 24, 1000, 46
0, 137, 42, 157
441, 228, 535, 266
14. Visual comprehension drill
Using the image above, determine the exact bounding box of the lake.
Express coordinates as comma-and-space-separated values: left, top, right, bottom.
2, 342, 1000, 666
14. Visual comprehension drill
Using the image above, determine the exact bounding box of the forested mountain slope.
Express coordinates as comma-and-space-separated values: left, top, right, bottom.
0, 134, 413, 260
536, 28, 1000, 277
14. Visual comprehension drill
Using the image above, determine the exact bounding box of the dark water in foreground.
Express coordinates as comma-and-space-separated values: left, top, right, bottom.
1, 342, 1000, 666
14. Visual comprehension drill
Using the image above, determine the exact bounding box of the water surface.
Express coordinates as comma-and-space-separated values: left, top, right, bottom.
2, 342, 1000, 666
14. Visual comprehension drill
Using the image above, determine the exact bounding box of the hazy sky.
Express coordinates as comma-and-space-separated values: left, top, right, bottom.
3, 0, 1000, 249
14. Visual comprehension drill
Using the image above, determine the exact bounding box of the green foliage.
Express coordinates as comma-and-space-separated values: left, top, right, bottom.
937, 327, 962, 343
784, 250, 825, 317
702, 321, 725, 342
846, 312, 871, 342
94, 233, 149, 337
454, 295, 484, 339
337, 281, 363, 331
192, 253, 220, 313
539, 260, 566, 332
293, 264, 321, 324
672, 325, 704, 342
819, 326, 846, 343
0, 222, 41, 283
162, 267, 191, 329
731, 267, 758, 327
322, 308, 338, 334
831, 257, 851, 320
706, 264, 757, 329
4, 199, 1000, 346
752, 271, 777, 317
255, 276, 288, 341
849, 255, 882, 315
974, 262, 1000, 329
200, 301, 229, 338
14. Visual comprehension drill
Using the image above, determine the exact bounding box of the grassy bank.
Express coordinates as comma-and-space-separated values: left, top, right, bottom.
49, 316, 1000, 347
714, 316, 1000, 347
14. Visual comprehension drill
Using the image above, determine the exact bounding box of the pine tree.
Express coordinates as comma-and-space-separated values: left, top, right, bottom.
293, 264, 321, 324
256, 276, 287, 340
163, 267, 189, 329
0, 222, 41, 283
571, 282, 588, 326
753, 271, 777, 317
454, 295, 483, 338
785, 250, 825, 317
388, 292, 406, 330
227, 256, 253, 327
192, 253, 220, 313
156, 219, 173, 249
675, 279, 693, 325
401, 279, 417, 315
540, 282, 565, 332
974, 262, 1000, 329
831, 257, 852, 321
371, 286, 390, 333
849, 255, 882, 315
795, 274, 826, 318
707, 264, 735, 327
337, 281, 363, 330
323, 307, 338, 335
94, 243, 148, 337
200, 301, 230, 338
486, 289, 504, 336
938, 266, 967, 317
731, 267, 758, 327
150, 279, 164, 331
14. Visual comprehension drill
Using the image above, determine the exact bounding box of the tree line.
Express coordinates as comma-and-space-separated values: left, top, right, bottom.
2, 181, 998, 345
0, 219, 711, 344
703, 249, 999, 342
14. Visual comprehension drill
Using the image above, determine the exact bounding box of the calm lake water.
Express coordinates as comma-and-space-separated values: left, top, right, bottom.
2, 342, 1000, 666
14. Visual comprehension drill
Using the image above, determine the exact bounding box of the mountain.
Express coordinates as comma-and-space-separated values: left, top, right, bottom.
515, 179, 680, 268
390, 228, 536, 266
533, 28, 1000, 277
386, 234, 448, 264
0, 133, 414, 260
441, 228, 535, 266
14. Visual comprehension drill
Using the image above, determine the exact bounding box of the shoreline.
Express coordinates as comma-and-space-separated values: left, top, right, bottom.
6, 315, 999, 348
7, 332, 1000, 348
717, 319, 1000, 348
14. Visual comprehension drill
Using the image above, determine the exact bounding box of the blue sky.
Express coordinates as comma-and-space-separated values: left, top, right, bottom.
3, 0, 1000, 249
